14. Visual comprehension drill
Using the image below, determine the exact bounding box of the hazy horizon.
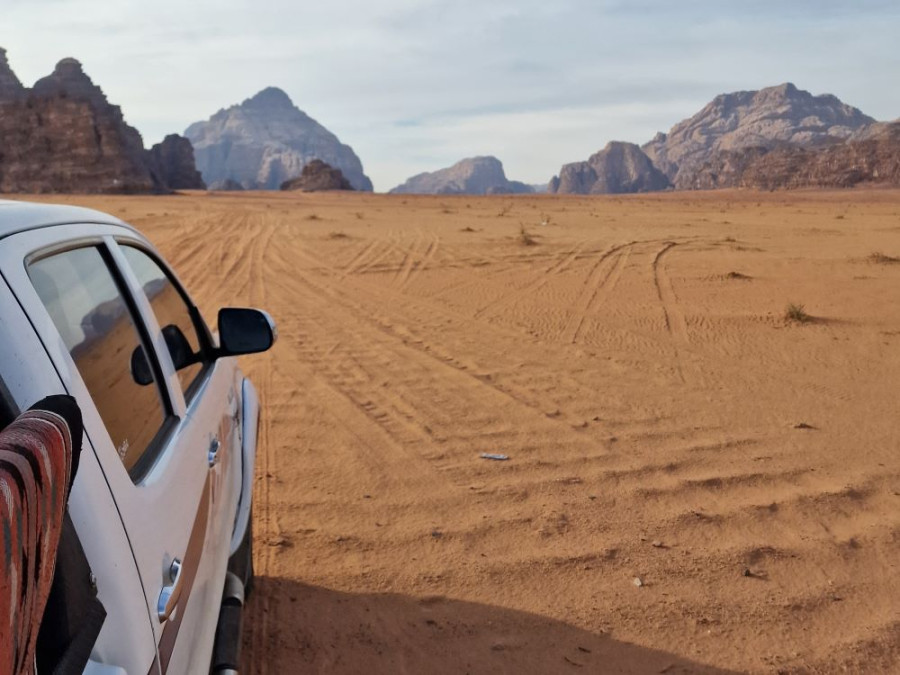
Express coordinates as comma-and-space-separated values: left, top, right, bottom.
6, 0, 900, 191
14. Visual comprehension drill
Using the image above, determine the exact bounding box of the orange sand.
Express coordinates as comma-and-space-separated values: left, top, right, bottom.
28, 189, 900, 673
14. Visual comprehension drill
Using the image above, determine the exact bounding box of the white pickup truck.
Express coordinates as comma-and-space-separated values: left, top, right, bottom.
0, 200, 275, 674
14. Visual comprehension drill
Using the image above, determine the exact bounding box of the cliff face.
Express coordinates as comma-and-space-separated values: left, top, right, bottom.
389, 156, 533, 195
280, 159, 353, 191
185, 87, 372, 191
0, 56, 157, 193
147, 134, 206, 190
0, 49, 202, 194
552, 142, 670, 194
687, 123, 900, 190
0, 48, 24, 101
642, 83, 874, 189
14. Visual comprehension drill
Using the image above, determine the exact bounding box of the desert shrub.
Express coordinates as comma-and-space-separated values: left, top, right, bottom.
867, 251, 900, 264
785, 303, 811, 323
519, 224, 537, 246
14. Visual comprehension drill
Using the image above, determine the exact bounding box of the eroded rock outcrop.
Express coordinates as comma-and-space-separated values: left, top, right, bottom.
147, 134, 206, 190
642, 83, 874, 189
551, 142, 670, 194
389, 156, 533, 195
185, 87, 372, 191
0, 49, 202, 194
687, 122, 900, 190
0, 48, 24, 101
280, 159, 353, 191
0, 55, 158, 193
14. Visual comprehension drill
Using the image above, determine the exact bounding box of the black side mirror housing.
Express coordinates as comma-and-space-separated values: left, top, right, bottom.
218, 308, 277, 356
130, 346, 153, 386
130, 324, 199, 386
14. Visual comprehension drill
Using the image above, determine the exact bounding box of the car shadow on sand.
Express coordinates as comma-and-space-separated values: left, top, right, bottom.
240, 576, 739, 674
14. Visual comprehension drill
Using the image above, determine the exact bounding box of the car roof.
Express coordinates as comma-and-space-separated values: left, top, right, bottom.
0, 199, 137, 240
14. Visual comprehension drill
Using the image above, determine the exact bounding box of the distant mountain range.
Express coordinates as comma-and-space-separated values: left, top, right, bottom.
185, 87, 372, 191
389, 157, 533, 195
0, 45, 896, 195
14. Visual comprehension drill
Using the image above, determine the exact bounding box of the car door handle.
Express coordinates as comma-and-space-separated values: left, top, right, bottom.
157, 558, 184, 622
208, 436, 221, 467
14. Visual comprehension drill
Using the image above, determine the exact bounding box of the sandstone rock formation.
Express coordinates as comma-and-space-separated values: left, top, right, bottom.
642, 83, 874, 189
0, 48, 24, 101
389, 156, 533, 195
687, 122, 900, 190
280, 159, 353, 192
185, 87, 372, 191
0, 54, 160, 193
147, 134, 206, 190
551, 142, 670, 194
0, 49, 204, 194
211, 179, 245, 191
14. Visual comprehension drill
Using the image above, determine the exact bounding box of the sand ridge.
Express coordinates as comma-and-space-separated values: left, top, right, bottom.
27, 189, 900, 673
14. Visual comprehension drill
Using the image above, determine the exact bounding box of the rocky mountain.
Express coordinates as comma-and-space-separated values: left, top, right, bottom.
642, 83, 875, 189
0, 48, 201, 194
550, 142, 669, 194
0, 48, 24, 100
390, 156, 533, 195
147, 134, 206, 190
690, 121, 900, 190
280, 159, 353, 191
0, 52, 159, 193
185, 87, 372, 191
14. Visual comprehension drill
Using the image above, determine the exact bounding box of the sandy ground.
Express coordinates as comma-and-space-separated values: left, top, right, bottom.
31, 189, 900, 673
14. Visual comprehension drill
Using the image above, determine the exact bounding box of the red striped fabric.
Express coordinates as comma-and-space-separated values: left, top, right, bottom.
0, 408, 75, 675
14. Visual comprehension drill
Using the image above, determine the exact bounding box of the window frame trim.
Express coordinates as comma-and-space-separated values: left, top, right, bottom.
26, 238, 179, 483
113, 239, 216, 405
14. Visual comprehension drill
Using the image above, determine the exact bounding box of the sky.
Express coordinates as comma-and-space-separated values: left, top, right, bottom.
5, 0, 900, 191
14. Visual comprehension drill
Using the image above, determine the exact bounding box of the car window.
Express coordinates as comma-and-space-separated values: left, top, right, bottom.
28, 246, 168, 476
120, 246, 207, 400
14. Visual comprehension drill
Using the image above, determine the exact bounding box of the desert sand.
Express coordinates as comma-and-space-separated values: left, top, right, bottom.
30, 189, 900, 673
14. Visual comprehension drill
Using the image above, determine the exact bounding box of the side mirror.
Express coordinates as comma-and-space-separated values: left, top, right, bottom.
130, 324, 198, 386
218, 308, 277, 356
130, 346, 153, 386
161, 324, 197, 371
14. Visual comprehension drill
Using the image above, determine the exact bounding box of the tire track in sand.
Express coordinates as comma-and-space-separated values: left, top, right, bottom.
652, 242, 690, 383
392, 232, 423, 289
473, 240, 586, 319
653, 242, 689, 345
397, 234, 440, 292
558, 242, 633, 344
340, 238, 380, 279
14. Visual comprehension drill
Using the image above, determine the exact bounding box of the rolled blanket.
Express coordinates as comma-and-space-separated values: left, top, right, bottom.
0, 395, 82, 675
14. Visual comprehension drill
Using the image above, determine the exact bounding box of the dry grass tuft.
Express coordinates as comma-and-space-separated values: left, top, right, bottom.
519, 224, 538, 246
726, 271, 752, 280
785, 303, 812, 323
867, 251, 900, 265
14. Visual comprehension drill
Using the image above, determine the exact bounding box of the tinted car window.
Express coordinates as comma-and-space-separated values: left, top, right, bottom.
29, 247, 166, 474
120, 246, 205, 399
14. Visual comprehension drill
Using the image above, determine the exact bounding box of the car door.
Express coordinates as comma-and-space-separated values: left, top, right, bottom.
112, 237, 243, 673
0, 223, 237, 672
0, 272, 158, 674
